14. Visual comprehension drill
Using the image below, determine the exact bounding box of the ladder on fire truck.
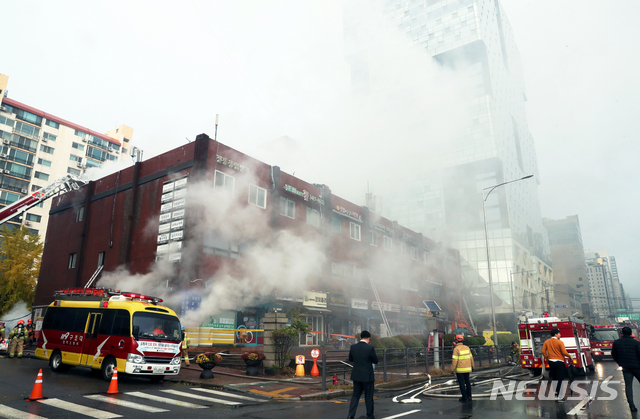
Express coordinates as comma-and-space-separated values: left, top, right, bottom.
368, 274, 391, 337
0, 174, 87, 227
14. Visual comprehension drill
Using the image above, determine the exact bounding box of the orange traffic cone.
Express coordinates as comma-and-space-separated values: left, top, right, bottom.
107, 367, 120, 394
26, 369, 45, 401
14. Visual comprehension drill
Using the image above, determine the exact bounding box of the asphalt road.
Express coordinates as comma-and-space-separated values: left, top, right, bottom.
0, 357, 637, 418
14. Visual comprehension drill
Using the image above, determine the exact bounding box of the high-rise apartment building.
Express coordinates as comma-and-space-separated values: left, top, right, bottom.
345, 0, 551, 318
0, 73, 133, 236
585, 251, 622, 323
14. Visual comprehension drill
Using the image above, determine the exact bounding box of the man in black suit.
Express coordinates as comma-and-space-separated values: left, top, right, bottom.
347, 330, 379, 419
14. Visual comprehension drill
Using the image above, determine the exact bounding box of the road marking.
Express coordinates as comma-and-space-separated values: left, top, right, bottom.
38, 398, 121, 418
191, 388, 268, 402
85, 395, 169, 412
125, 391, 207, 408
567, 397, 591, 415
0, 404, 47, 419
382, 410, 422, 418
249, 386, 297, 398
161, 389, 241, 405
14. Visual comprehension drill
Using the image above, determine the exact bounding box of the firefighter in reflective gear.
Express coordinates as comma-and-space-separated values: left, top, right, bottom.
181, 325, 190, 366
9, 320, 27, 358
451, 334, 474, 402
0, 322, 5, 340
510, 341, 521, 364
26, 319, 35, 347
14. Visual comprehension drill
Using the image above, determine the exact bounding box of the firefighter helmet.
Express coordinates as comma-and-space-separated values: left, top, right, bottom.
17, 320, 24, 325
181, 325, 185, 330
28, 318, 32, 324
455, 334, 464, 343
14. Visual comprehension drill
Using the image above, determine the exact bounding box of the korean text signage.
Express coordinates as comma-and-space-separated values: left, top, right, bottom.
334, 205, 362, 222
283, 184, 324, 205
157, 176, 188, 263
402, 306, 429, 317
216, 155, 249, 172
303, 291, 327, 308
351, 298, 368, 310
328, 294, 348, 307
372, 302, 401, 313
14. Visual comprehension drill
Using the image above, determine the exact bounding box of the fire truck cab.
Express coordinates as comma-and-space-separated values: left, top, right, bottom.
590, 325, 619, 361
519, 315, 594, 376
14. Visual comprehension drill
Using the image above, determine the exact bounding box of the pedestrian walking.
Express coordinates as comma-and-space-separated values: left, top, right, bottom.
181, 325, 190, 366
347, 330, 379, 419
612, 326, 640, 412
8, 320, 27, 358
451, 334, 474, 402
541, 328, 573, 401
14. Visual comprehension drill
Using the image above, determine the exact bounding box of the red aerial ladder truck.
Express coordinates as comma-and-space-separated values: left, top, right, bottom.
0, 174, 87, 227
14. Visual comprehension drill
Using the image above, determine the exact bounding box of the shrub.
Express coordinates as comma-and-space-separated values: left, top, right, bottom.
380, 337, 404, 349
443, 334, 456, 347
394, 335, 423, 348
496, 333, 520, 345
464, 336, 486, 346
195, 352, 222, 365
355, 332, 384, 348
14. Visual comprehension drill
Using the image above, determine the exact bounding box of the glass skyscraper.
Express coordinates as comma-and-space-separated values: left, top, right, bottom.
345, 0, 552, 316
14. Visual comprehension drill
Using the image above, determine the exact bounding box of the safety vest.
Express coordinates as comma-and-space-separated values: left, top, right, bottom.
182, 332, 190, 349
451, 343, 474, 373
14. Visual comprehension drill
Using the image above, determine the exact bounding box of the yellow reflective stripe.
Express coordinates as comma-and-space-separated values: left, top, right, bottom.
459, 350, 470, 354
452, 355, 459, 359
458, 355, 472, 359
457, 367, 472, 372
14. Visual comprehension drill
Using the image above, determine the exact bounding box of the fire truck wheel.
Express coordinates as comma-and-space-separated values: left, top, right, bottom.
50, 350, 70, 372
101, 357, 117, 382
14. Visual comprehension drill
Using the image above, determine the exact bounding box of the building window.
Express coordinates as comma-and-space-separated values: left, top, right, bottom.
69, 154, 82, 162
383, 236, 392, 251
45, 119, 60, 129
40, 145, 54, 154
34, 171, 49, 181
280, 197, 295, 219
400, 243, 407, 256
124, 137, 130, 143
67, 167, 81, 175
423, 251, 429, 263
98, 251, 105, 267
25, 213, 41, 223
68, 253, 77, 269
411, 247, 418, 260
306, 207, 320, 227
214, 170, 234, 192
74, 129, 87, 139
331, 216, 341, 233
37, 158, 52, 167
299, 315, 323, 346
43, 132, 57, 141
76, 207, 84, 222
350, 222, 361, 241
72, 142, 85, 151
248, 184, 267, 209
370, 230, 378, 246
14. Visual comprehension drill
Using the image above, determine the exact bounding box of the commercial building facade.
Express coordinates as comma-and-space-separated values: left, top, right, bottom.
0, 73, 133, 236
34, 135, 464, 346
345, 0, 552, 319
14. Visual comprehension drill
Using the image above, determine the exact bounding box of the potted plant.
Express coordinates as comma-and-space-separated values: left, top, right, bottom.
241, 350, 266, 376
195, 352, 222, 379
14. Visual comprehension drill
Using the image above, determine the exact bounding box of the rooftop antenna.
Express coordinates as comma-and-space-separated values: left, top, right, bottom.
214, 114, 219, 142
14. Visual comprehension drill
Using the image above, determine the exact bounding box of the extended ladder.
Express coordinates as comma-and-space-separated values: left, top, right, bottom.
368, 274, 391, 337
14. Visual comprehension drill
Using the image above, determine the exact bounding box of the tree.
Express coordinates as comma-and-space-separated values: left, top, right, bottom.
269, 307, 310, 369
0, 225, 43, 315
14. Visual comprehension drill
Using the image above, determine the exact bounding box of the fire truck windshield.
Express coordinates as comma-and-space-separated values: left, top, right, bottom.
593, 330, 619, 341
133, 312, 181, 342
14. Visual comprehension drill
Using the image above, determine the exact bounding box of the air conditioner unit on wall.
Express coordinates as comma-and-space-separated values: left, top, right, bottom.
108, 147, 114, 153
0, 106, 7, 112
24, 221, 31, 227
41, 138, 47, 143
2, 138, 9, 145
81, 138, 88, 142
0, 153, 6, 159
77, 162, 85, 168
2, 169, 10, 174
20, 188, 27, 194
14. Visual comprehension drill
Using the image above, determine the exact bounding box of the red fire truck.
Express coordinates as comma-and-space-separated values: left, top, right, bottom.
519, 315, 594, 376
36, 288, 183, 381
590, 325, 620, 361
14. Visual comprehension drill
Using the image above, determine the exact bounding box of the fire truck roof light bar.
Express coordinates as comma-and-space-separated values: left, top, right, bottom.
53, 287, 162, 303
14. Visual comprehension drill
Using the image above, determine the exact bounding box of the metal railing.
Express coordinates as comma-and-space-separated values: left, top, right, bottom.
320, 344, 512, 391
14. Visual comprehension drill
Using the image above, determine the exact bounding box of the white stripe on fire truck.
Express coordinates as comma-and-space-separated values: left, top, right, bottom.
125, 392, 207, 408
160, 389, 241, 405
85, 395, 169, 412
0, 404, 47, 419
191, 388, 268, 402
38, 398, 121, 418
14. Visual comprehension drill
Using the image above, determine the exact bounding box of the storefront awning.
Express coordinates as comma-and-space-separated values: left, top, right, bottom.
306, 307, 332, 313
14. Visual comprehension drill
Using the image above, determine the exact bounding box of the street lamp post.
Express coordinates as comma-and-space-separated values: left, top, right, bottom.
482, 174, 533, 358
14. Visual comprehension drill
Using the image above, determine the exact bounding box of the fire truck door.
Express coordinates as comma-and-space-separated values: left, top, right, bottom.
81, 313, 103, 366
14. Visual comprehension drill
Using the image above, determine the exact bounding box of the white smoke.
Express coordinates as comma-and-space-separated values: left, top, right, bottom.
0, 302, 31, 334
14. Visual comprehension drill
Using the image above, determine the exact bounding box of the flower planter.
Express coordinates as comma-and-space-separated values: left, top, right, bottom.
244, 359, 262, 376
197, 362, 217, 379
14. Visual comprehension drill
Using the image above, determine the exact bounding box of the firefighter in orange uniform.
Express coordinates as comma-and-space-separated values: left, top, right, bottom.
451, 334, 474, 402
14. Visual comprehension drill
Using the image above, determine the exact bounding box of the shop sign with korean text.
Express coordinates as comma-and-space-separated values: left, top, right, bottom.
303, 291, 327, 308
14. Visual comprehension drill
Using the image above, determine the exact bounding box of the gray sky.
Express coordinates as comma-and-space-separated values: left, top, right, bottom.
3, 1, 639, 299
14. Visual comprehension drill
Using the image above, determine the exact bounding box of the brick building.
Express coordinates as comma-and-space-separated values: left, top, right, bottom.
34, 134, 463, 345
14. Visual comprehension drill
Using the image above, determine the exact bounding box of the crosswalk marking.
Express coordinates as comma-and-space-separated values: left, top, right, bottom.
85, 395, 169, 412
38, 398, 121, 418
191, 388, 268, 402
382, 410, 423, 419
0, 404, 47, 419
161, 389, 241, 405
125, 391, 207, 409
